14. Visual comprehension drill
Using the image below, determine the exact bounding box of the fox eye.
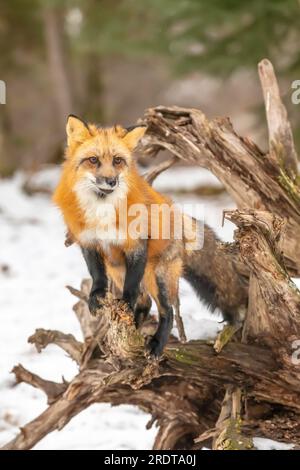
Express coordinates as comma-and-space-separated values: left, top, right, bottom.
113, 156, 123, 166
88, 156, 98, 164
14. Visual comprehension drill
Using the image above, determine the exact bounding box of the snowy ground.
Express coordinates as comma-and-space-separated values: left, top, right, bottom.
0, 166, 296, 450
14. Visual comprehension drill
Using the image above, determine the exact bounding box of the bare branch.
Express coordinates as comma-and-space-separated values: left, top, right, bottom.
212, 387, 254, 450
66, 284, 88, 302
1, 390, 89, 450
143, 155, 178, 185
28, 328, 83, 364
12, 365, 67, 404
258, 58, 298, 180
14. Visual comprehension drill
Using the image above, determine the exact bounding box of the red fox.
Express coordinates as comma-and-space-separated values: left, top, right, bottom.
53, 115, 248, 357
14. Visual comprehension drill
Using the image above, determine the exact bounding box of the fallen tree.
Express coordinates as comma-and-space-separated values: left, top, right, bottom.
2, 59, 300, 451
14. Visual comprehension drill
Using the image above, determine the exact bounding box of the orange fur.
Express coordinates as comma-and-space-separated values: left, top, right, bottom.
53, 118, 181, 302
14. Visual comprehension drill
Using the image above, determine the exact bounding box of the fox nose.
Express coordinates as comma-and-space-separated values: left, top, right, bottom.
105, 177, 117, 187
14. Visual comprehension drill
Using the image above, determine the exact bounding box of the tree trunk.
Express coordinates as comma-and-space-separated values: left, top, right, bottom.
42, 5, 73, 130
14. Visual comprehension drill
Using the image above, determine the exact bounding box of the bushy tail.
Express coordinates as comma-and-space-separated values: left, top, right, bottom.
183, 221, 248, 323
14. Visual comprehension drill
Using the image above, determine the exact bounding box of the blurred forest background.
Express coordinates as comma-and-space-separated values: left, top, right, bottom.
0, 0, 300, 176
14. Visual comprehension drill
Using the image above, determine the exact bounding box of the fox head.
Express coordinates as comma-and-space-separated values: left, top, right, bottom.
65, 115, 146, 201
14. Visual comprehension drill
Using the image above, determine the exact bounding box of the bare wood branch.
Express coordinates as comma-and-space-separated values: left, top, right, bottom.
143, 155, 178, 185
153, 420, 200, 450
1, 389, 89, 450
66, 284, 88, 302
174, 298, 187, 343
70, 279, 101, 340
212, 386, 253, 450
12, 365, 67, 404
28, 328, 83, 364
258, 58, 298, 180
72, 302, 95, 342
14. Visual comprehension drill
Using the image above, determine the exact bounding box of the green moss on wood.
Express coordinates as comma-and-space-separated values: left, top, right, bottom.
214, 324, 241, 353
277, 169, 300, 207
166, 347, 200, 365
216, 417, 254, 450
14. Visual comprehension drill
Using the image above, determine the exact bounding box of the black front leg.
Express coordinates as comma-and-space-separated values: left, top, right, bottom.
123, 244, 147, 312
81, 247, 108, 315
146, 276, 174, 359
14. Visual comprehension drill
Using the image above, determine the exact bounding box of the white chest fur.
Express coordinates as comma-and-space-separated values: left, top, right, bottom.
78, 225, 126, 251
75, 179, 128, 250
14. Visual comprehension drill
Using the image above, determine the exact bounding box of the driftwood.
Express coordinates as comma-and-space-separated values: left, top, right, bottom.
142, 60, 300, 276
2, 59, 300, 450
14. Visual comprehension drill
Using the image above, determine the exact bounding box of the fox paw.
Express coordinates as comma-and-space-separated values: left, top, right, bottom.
88, 291, 105, 316
145, 336, 164, 360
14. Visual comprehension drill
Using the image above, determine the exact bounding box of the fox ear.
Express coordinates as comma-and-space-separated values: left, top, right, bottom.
122, 125, 147, 150
66, 115, 91, 146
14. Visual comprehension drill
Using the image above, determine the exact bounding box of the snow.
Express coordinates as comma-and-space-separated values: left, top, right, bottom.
253, 438, 294, 451
149, 165, 223, 192
0, 167, 295, 450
